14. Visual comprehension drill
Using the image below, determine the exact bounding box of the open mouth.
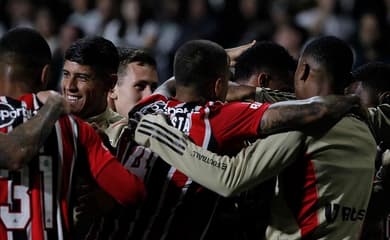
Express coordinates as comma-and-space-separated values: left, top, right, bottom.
66, 95, 80, 103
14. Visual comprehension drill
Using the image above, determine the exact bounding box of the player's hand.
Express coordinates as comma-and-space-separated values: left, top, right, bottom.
37, 90, 70, 115
226, 40, 256, 66
326, 94, 361, 119
303, 94, 362, 135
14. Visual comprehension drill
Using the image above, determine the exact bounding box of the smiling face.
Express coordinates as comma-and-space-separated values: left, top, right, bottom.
112, 62, 158, 117
62, 60, 108, 119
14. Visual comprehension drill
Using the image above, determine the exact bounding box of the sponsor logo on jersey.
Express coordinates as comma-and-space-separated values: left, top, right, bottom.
325, 203, 366, 223
0, 102, 31, 128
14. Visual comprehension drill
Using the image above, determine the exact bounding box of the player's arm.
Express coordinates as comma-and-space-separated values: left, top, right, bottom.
77, 120, 145, 206
0, 94, 67, 170
259, 95, 360, 136
367, 104, 390, 147
226, 85, 296, 103
134, 114, 305, 197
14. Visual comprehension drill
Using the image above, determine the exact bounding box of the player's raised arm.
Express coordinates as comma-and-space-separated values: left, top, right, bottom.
0, 93, 68, 170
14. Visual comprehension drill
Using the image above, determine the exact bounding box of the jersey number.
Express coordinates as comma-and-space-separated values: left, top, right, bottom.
0, 155, 53, 229
125, 146, 156, 180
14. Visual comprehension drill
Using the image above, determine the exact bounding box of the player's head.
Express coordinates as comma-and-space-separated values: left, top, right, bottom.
294, 36, 353, 99
0, 27, 51, 96
349, 62, 390, 107
108, 47, 158, 117
174, 40, 230, 101
64, 36, 119, 86
62, 36, 119, 118
234, 41, 296, 92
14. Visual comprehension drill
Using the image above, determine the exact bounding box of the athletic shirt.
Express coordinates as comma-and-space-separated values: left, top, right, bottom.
266, 115, 376, 239
0, 93, 144, 240
112, 94, 270, 240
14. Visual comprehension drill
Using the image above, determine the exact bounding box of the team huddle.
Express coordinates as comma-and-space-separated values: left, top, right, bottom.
0, 27, 389, 240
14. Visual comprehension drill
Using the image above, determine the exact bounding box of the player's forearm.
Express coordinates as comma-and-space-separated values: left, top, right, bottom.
134, 114, 305, 197
259, 95, 360, 136
0, 96, 65, 170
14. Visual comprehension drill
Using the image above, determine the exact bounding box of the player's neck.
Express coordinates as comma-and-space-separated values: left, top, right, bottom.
0, 80, 33, 99
175, 87, 208, 104
0, 67, 39, 99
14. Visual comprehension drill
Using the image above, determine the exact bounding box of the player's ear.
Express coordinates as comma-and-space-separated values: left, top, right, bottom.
299, 63, 310, 81
215, 77, 223, 96
257, 73, 270, 88
108, 86, 118, 100
40, 64, 50, 89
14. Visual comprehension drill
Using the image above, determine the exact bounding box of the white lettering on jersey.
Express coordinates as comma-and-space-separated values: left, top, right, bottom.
0, 102, 32, 128
124, 146, 157, 180
249, 102, 262, 110
0, 154, 54, 230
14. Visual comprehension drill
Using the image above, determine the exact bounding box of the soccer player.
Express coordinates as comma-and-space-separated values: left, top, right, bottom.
234, 41, 296, 92
231, 40, 297, 237
133, 36, 377, 239
0, 27, 145, 240
117, 39, 360, 240
108, 47, 158, 118
62, 36, 127, 148
349, 62, 390, 239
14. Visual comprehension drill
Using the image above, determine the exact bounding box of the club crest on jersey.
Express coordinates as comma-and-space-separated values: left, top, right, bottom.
0, 102, 31, 128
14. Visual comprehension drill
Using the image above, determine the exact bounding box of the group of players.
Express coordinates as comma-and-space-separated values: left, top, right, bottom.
0, 26, 389, 240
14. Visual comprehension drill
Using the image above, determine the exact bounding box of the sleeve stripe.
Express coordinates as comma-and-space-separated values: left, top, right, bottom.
138, 123, 186, 151
137, 128, 185, 155
141, 119, 188, 146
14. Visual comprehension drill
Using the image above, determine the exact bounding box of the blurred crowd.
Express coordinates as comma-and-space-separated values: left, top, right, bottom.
0, 0, 389, 87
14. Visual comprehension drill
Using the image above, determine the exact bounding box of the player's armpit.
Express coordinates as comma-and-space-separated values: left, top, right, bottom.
134, 114, 305, 197
259, 94, 361, 136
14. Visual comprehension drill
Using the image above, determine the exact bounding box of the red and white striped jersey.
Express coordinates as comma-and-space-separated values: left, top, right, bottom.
0, 93, 144, 240
112, 94, 270, 240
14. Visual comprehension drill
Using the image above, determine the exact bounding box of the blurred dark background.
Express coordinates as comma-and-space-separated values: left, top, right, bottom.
1, 0, 389, 85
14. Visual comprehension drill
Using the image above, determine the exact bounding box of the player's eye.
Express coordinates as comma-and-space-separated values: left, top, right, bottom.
134, 83, 146, 91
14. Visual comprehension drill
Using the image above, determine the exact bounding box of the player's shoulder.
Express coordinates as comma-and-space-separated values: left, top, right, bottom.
137, 94, 168, 108
130, 94, 168, 116
220, 101, 269, 111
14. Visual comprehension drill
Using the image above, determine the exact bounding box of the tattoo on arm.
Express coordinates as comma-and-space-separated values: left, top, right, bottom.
259, 95, 359, 136
0, 96, 65, 170
260, 100, 325, 136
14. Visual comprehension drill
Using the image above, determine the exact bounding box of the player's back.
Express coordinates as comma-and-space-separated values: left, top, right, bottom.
114, 94, 268, 240
0, 94, 82, 239
266, 114, 376, 239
